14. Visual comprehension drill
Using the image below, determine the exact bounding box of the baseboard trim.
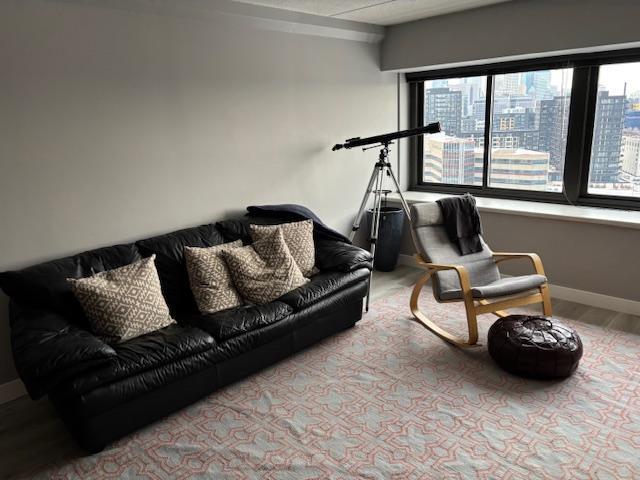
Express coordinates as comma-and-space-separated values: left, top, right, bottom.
0, 378, 26, 405
548, 284, 640, 316
395, 254, 640, 316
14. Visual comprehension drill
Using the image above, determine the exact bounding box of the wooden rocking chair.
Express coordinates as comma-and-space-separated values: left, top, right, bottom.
409, 202, 552, 348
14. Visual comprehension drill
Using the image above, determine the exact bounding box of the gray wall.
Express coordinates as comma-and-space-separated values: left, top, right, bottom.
398, 208, 640, 302
0, 1, 396, 385
382, 0, 640, 71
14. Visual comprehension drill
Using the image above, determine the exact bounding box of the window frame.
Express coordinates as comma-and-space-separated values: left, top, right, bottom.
407, 48, 640, 210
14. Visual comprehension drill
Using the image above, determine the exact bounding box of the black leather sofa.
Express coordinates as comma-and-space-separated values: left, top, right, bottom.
0, 218, 372, 452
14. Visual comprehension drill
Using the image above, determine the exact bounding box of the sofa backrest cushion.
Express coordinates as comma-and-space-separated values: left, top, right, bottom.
0, 244, 141, 322
135, 223, 224, 315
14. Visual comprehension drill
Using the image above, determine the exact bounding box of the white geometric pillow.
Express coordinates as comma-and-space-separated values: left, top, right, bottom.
222, 229, 308, 305
185, 240, 243, 314
250, 220, 315, 277
68, 255, 174, 342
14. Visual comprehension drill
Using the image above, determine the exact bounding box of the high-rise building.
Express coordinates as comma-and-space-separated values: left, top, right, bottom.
624, 111, 640, 130
448, 76, 485, 117
486, 148, 551, 191
489, 108, 538, 151
523, 70, 553, 100
494, 109, 537, 131
494, 73, 524, 96
490, 131, 539, 151
621, 131, 640, 177
490, 96, 536, 117
539, 96, 571, 182
423, 133, 477, 184
590, 91, 626, 184
461, 116, 480, 133
460, 116, 484, 148
425, 88, 462, 137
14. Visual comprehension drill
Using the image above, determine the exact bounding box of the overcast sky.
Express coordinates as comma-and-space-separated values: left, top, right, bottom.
598, 62, 640, 96
550, 68, 572, 92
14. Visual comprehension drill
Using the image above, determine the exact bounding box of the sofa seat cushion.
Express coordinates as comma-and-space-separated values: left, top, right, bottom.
440, 274, 547, 301
58, 323, 215, 397
53, 287, 365, 419
212, 279, 368, 366
185, 301, 293, 342
278, 268, 370, 311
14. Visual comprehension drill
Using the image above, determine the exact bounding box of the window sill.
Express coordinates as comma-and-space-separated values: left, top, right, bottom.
387, 191, 640, 230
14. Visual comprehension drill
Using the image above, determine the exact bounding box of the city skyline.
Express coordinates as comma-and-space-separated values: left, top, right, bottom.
422, 65, 640, 198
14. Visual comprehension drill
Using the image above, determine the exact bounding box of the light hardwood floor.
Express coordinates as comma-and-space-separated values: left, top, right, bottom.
1, 265, 638, 479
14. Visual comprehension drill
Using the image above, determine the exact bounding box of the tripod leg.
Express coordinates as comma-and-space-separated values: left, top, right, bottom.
387, 166, 412, 221
350, 167, 379, 242
365, 165, 384, 312
370, 165, 384, 252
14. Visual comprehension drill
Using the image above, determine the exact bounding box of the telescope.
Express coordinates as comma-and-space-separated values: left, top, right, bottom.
331, 120, 442, 312
332, 122, 441, 151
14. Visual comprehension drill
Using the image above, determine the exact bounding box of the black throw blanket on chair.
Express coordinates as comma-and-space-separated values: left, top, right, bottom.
436, 193, 483, 255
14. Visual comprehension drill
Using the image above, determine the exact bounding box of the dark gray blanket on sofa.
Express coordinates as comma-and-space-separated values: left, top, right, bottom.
247, 204, 350, 243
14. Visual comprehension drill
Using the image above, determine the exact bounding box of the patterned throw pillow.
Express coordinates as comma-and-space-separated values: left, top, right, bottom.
250, 220, 315, 277
68, 255, 174, 342
185, 240, 243, 314
222, 229, 308, 304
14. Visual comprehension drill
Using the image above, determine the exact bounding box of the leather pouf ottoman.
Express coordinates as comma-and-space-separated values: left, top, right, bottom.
488, 315, 583, 379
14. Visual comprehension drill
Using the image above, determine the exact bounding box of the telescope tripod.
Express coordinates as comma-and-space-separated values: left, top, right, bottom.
349, 142, 411, 312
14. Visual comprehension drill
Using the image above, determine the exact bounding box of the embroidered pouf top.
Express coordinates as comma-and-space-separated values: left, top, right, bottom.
488, 315, 583, 379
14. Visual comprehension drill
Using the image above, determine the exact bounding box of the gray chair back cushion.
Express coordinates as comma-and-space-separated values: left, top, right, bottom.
410, 202, 501, 300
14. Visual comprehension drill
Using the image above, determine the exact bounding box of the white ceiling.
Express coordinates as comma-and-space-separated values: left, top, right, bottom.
230, 0, 512, 26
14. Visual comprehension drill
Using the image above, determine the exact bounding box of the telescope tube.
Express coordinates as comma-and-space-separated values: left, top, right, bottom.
332, 122, 441, 151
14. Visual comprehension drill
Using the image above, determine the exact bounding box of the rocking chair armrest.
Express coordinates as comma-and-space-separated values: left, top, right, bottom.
414, 255, 472, 292
492, 252, 546, 276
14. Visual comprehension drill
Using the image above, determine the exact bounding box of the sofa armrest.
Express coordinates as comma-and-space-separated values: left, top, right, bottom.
9, 301, 117, 399
315, 239, 373, 273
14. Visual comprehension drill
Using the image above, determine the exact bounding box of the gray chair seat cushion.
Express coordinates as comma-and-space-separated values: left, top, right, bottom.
440, 274, 547, 301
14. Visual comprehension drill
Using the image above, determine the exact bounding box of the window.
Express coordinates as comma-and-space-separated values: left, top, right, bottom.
587, 62, 640, 199
422, 76, 486, 186
489, 69, 572, 193
407, 51, 640, 210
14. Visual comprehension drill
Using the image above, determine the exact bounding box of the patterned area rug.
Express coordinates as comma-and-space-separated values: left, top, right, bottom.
26, 287, 640, 479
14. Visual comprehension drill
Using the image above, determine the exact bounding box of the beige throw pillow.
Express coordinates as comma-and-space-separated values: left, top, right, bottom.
222, 229, 308, 304
185, 240, 243, 314
250, 220, 315, 277
68, 255, 174, 342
